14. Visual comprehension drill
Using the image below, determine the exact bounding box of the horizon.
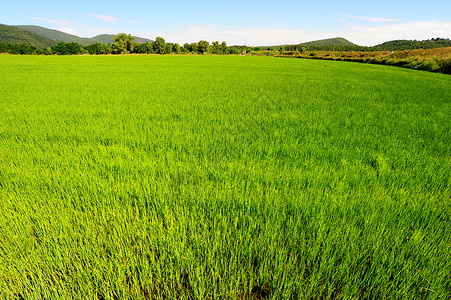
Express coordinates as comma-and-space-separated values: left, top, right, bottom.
2, 0, 451, 47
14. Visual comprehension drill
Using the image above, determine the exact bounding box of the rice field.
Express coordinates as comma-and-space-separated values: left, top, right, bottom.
0, 55, 450, 299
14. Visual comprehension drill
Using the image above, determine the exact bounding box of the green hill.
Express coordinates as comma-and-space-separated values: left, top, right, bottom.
374, 38, 451, 51
299, 37, 356, 47
15, 25, 153, 46
0, 24, 57, 48
264, 37, 358, 50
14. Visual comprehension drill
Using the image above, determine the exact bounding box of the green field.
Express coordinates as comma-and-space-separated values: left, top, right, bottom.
0, 55, 450, 299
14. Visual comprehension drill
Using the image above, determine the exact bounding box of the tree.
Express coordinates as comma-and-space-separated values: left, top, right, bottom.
211, 41, 220, 54
198, 40, 209, 54
164, 43, 173, 54
173, 43, 181, 54
154, 37, 166, 54
113, 33, 137, 54
99, 43, 112, 54
183, 43, 191, 53
221, 41, 227, 54
51, 42, 84, 55
279, 45, 285, 55
191, 43, 199, 53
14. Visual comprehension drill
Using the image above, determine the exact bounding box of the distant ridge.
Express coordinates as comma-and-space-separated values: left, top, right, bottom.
263, 37, 357, 50
14, 25, 154, 46
0, 24, 57, 48
299, 37, 356, 47
373, 38, 451, 51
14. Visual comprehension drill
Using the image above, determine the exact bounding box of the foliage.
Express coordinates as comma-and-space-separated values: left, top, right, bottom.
113, 33, 138, 54
373, 38, 451, 51
85, 43, 112, 55
273, 38, 451, 52
0, 42, 39, 54
197, 40, 210, 54
0, 55, 450, 299
14, 25, 154, 46
0, 24, 57, 49
154, 36, 166, 54
51, 42, 87, 55
278, 47, 451, 74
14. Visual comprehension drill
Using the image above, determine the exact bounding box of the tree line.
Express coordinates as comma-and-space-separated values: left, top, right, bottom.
3, 33, 450, 56
0, 33, 256, 55
274, 38, 451, 52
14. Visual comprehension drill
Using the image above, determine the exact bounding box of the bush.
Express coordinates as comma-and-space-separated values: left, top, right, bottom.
439, 59, 451, 74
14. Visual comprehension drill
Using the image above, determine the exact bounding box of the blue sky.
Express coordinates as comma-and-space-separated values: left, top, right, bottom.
1, 0, 451, 46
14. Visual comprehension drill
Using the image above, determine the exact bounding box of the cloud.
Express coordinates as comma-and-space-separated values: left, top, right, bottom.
86, 28, 120, 35
344, 21, 451, 45
142, 20, 451, 47
87, 13, 118, 22
343, 15, 397, 23
127, 20, 137, 24
147, 26, 323, 46
27, 17, 71, 26
56, 27, 78, 35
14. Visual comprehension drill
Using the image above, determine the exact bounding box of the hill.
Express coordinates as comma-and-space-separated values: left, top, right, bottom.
299, 37, 356, 47
0, 24, 57, 48
373, 38, 451, 51
14, 25, 153, 46
264, 37, 357, 50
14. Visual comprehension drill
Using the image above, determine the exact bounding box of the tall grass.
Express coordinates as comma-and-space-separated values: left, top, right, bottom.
0, 55, 450, 299
277, 47, 451, 74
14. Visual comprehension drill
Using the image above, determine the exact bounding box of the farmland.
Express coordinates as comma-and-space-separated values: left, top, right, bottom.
0, 55, 450, 299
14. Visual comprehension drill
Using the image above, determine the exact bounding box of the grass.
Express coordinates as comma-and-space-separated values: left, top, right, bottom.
0, 55, 450, 299
276, 47, 451, 74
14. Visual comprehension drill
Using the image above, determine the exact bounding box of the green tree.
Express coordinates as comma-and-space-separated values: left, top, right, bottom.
211, 41, 221, 54
198, 40, 209, 54
191, 43, 199, 53
51, 42, 84, 55
99, 43, 112, 54
279, 45, 285, 55
221, 41, 227, 54
173, 43, 181, 54
154, 37, 166, 54
164, 43, 173, 54
113, 33, 137, 54
183, 43, 191, 53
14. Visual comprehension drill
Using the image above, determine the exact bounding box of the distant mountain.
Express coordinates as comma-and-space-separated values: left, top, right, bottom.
299, 37, 356, 47
263, 37, 358, 50
14, 25, 154, 46
0, 24, 57, 48
373, 38, 451, 51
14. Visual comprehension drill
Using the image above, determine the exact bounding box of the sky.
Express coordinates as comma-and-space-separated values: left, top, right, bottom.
1, 0, 451, 46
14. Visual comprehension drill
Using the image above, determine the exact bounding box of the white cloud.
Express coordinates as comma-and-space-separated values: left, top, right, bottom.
87, 13, 118, 22
56, 27, 78, 35
142, 21, 451, 47
27, 17, 71, 26
145, 26, 329, 46
86, 28, 120, 35
26, 16, 120, 38
344, 15, 397, 23
344, 21, 451, 45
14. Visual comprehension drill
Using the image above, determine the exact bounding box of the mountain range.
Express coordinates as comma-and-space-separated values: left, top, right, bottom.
0, 24, 153, 48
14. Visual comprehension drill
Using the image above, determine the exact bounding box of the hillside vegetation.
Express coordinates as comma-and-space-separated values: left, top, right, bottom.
0, 24, 56, 48
375, 38, 451, 51
0, 55, 450, 299
15, 25, 153, 46
301, 37, 356, 46
277, 47, 451, 74
270, 38, 451, 52
265, 37, 356, 50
